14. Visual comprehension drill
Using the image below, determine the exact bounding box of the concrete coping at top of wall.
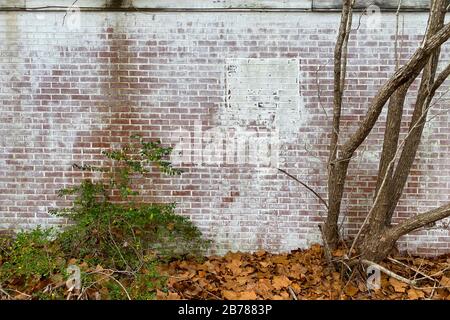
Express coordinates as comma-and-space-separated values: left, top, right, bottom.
0, 0, 436, 12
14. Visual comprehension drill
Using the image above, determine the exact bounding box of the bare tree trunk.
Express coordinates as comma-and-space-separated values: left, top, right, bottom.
385, 0, 447, 223
374, 83, 411, 198
362, 203, 450, 262
368, 81, 413, 239
325, 0, 450, 261
359, 0, 449, 262
324, 0, 354, 248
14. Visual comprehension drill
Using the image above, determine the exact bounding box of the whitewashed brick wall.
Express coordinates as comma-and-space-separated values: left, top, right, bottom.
1, 7, 450, 255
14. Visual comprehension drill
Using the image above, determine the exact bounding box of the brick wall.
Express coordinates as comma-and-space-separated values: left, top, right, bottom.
1, 8, 450, 255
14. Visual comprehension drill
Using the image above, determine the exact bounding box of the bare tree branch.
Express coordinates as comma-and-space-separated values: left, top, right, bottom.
278, 168, 329, 209
390, 203, 450, 239
342, 21, 450, 156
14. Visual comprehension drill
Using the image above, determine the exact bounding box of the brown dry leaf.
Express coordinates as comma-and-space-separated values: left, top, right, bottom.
255, 250, 267, 257
167, 292, 181, 300
99, 286, 109, 298
223, 280, 238, 290
95, 264, 104, 272
198, 261, 215, 272
271, 291, 290, 300
310, 244, 323, 253
290, 283, 301, 293
50, 274, 64, 285
232, 276, 249, 287
255, 279, 273, 292
421, 287, 433, 295
226, 259, 242, 275
272, 275, 291, 290
389, 277, 408, 293
407, 288, 425, 300
179, 260, 194, 270
238, 291, 258, 300
440, 276, 450, 292
332, 249, 345, 257
156, 289, 167, 300
224, 252, 242, 262
185, 286, 202, 298
344, 284, 359, 297
271, 255, 289, 265
288, 264, 307, 280
79, 261, 89, 270
222, 290, 240, 300
174, 271, 195, 281
14, 293, 30, 300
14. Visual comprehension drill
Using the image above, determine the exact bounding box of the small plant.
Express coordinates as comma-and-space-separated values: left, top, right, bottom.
0, 227, 66, 298
52, 135, 209, 271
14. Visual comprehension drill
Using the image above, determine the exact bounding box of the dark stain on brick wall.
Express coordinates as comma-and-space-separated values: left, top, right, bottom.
106, 0, 132, 10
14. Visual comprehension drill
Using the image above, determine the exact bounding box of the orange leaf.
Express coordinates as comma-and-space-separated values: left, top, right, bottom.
407, 289, 424, 300
389, 278, 408, 293
344, 284, 359, 297
440, 276, 450, 292
256, 279, 273, 293
226, 259, 242, 275
272, 275, 291, 290
222, 290, 240, 300
255, 250, 267, 257
156, 289, 167, 300
271, 255, 289, 265
332, 249, 345, 257
224, 252, 242, 261
238, 291, 258, 300
167, 292, 181, 300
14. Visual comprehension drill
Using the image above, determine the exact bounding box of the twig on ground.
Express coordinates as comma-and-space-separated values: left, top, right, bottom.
361, 259, 417, 286
341, 267, 357, 297
0, 286, 12, 299
192, 281, 222, 300
388, 257, 435, 282
3, 288, 32, 300
415, 265, 450, 281
426, 282, 437, 300
412, 257, 425, 282
288, 286, 298, 300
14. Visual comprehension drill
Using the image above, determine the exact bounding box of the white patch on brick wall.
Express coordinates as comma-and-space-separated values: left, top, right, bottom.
224, 58, 305, 141
207, 58, 312, 253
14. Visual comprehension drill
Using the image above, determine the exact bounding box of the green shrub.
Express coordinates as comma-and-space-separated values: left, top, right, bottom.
0, 135, 209, 299
52, 135, 209, 270
0, 227, 65, 288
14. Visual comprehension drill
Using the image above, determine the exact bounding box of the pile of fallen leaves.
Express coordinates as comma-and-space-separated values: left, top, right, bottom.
157, 244, 450, 300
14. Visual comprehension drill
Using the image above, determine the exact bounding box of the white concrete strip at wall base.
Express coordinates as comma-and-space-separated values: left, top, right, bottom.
0, 0, 432, 11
